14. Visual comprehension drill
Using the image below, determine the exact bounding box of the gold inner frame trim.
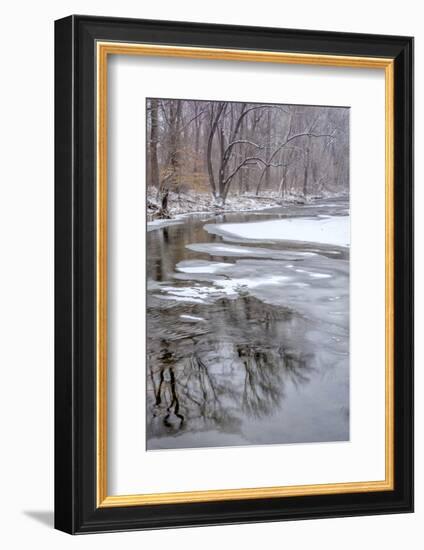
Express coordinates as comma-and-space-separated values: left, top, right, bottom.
96, 41, 395, 508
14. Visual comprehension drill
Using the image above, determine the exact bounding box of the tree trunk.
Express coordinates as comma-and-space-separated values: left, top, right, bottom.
218, 128, 225, 197
303, 137, 311, 198
149, 98, 159, 189
264, 109, 271, 191
302, 161, 308, 197
193, 114, 200, 183
238, 112, 245, 194
206, 102, 226, 199
169, 100, 182, 191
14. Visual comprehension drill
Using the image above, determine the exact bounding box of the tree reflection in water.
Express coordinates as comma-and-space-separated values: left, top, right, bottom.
147, 294, 314, 444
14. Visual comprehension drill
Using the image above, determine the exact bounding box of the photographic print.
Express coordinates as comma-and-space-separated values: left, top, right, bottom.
146, 98, 350, 451
55, 18, 413, 532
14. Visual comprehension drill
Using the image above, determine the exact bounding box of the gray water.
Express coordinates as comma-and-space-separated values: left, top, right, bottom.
146, 198, 349, 450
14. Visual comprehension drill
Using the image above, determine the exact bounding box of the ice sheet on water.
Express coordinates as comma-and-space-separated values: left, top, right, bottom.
155, 274, 293, 304
206, 215, 350, 247
180, 314, 205, 322
186, 242, 317, 260
176, 260, 233, 274
156, 252, 348, 333
147, 219, 183, 232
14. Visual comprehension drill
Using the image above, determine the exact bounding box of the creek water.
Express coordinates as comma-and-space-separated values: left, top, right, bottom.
146, 198, 350, 450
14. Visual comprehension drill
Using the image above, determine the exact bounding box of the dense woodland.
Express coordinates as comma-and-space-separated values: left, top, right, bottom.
146, 98, 349, 217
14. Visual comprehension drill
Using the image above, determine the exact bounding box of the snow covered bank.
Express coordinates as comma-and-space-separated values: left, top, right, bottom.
207, 215, 350, 248
147, 190, 280, 221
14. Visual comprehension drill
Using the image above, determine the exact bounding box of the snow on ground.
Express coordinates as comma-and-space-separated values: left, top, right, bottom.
147, 189, 282, 219
207, 216, 349, 247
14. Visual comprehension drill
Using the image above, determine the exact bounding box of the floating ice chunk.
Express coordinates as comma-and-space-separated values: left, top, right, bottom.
307, 203, 344, 208
176, 260, 232, 274
295, 268, 332, 279
147, 219, 183, 232
161, 285, 217, 300
214, 275, 291, 294
180, 314, 205, 321
155, 272, 294, 304
156, 294, 205, 304
308, 272, 332, 279
186, 242, 317, 260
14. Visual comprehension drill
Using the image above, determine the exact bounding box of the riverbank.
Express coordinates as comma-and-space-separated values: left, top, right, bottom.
147, 190, 282, 220
147, 189, 349, 223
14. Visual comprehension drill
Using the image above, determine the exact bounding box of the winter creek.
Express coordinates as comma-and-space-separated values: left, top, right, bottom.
146, 197, 350, 450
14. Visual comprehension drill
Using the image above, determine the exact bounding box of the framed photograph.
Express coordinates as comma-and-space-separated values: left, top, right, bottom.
54, 15, 413, 534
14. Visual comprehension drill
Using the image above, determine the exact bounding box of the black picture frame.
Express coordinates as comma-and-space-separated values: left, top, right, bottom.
55, 14, 414, 534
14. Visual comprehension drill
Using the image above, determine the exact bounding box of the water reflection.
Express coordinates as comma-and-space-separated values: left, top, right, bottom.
147, 295, 314, 448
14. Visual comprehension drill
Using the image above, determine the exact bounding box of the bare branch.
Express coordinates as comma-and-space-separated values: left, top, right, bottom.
266, 131, 336, 166
230, 105, 289, 143
224, 156, 287, 185
178, 110, 207, 134
223, 139, 263, 158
